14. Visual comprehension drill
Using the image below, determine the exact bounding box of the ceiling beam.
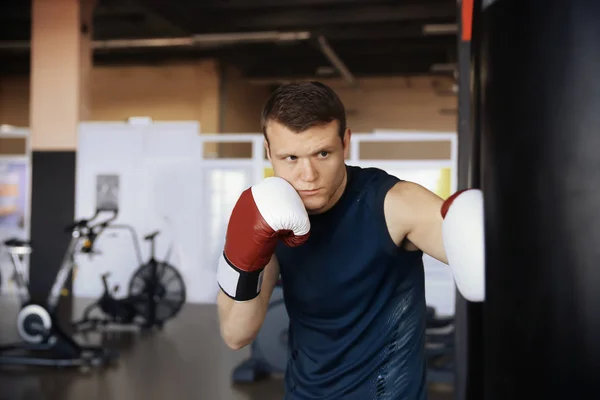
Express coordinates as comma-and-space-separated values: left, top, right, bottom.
322, 37, 455, 55
215, 39, 452, 68
0, 30, 312, 52
317, 36, 356, 87
314, 22, 450, 41
236, 49, 446, 71
0, 47, 447, 78
156, 3, 456, 33
153, 0, 400, 10
93, 0, 189, 39
242, 57, 446, 78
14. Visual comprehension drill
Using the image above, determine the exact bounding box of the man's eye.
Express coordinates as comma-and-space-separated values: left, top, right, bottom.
286, 156, 297, 161
318, 151, 329, 158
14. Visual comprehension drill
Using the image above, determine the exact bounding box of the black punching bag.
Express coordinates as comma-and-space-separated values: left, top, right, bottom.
480, 0, 600, 398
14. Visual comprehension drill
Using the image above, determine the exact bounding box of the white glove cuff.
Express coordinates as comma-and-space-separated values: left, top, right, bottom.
217, 252, 265, 301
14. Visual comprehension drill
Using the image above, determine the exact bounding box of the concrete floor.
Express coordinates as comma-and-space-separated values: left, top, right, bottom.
0, 296, 454, 400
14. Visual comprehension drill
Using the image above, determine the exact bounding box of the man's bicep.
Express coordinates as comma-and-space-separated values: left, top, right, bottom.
385, 181, 448, 263
383, 182, 412, 246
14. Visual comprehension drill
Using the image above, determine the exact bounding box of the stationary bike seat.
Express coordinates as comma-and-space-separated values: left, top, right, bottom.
3, 238, 32, 255
143, 231, 160, 241
4, 238, 31, 247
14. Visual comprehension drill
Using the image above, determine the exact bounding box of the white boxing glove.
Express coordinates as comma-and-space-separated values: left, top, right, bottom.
217, 177, 310, 301
441, 189, 486, 302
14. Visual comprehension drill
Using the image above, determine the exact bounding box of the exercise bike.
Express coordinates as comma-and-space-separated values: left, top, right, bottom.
0, 221, 119, 369
231, 282, 456, 384
71, 210, 186, 333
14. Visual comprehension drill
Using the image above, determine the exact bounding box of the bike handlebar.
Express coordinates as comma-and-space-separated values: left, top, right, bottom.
65, 209, 118, 233
66, 209, 146, 265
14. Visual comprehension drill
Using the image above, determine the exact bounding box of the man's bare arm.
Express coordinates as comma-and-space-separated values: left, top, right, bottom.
217, 254, 281, 350
384, 181, 448, 264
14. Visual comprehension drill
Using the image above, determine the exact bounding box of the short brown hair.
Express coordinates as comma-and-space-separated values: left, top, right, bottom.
261, 81, 346, 142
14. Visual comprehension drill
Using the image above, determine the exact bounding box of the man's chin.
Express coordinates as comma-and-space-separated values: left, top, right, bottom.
303, 199, 329, 215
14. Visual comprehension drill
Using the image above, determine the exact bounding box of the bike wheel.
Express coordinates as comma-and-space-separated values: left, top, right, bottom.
127, 261, 186, 325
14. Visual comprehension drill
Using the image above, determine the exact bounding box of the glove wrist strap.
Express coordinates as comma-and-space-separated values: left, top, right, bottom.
217, 252, 265, 301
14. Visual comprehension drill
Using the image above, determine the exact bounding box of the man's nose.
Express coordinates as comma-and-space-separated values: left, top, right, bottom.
299, 159, 318, 182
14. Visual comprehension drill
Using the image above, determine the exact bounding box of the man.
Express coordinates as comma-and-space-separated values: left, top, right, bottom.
216, 82, 483, 399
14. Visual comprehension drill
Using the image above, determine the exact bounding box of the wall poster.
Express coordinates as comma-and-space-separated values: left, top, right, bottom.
0, 157, 30, 294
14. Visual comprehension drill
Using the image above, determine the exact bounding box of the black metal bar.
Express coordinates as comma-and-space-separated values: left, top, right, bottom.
455, 1, 485, 399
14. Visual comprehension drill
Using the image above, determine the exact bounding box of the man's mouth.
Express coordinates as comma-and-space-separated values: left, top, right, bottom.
299, 189, 321, 196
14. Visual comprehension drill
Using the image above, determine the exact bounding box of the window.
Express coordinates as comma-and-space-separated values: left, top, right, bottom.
205, 168, 251, 262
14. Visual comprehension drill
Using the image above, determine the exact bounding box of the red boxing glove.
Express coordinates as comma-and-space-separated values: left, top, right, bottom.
441, 188, 486, 302
217, 177, 310, 301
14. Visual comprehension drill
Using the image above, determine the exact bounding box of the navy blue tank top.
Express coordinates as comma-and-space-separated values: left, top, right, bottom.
275, 165, 427, 400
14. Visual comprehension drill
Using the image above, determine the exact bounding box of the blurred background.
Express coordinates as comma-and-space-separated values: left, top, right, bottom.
0, 0, 458, 132
0, 1, 461, 399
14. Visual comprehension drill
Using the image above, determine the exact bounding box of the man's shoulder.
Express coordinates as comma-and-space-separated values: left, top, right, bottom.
348, 164, 394, 177
384, 180, 428, 209
347, 165, 402, 188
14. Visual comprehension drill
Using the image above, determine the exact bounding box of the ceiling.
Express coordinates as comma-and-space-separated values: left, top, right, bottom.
0, 0, 459, 81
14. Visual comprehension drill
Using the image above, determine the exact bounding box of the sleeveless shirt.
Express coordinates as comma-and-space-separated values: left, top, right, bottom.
275, 165, 428, 400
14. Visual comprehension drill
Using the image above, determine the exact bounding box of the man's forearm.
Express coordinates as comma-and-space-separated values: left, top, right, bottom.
217, 255, 280, 350
217, 290, 269, 350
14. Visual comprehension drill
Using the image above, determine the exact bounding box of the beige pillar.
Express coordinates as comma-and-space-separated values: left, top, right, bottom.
30, 0, 93, 151
28, 0, 93, 302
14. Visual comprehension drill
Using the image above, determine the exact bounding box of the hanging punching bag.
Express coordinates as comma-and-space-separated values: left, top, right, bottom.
479, 0, 600, 398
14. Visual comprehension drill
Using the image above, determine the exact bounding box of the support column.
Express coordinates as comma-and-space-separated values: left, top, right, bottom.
481, 0, 600, 398
29, 0, 93, 303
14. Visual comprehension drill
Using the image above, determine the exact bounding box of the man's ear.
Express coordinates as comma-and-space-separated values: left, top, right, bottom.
343, 128, 352, 159
264, 138, 271, 161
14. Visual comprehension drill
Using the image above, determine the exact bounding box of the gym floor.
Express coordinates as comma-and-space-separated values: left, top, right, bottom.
0, 296, 453, 400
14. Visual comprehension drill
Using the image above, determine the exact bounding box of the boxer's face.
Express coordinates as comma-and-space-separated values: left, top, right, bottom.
265, 120, 350, 214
